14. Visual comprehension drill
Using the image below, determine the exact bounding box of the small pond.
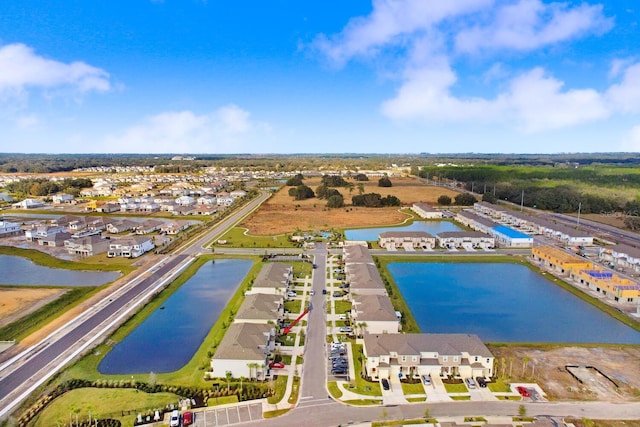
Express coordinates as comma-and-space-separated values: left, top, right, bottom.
345, 221, 462, 241
388, 262, 640, 344
98, 258, 253, 374
0, 254, 121, 286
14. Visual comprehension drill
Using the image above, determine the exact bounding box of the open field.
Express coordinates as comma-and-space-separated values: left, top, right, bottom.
488, 345, 640, 402
241, 176, 458, 235
0, 287, 67, 328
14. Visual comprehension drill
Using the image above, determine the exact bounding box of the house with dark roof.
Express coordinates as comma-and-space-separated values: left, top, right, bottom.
235, 294, 284, 324
351, 294, 400, 334
210, 323, 275, 380
249, 263, 293, 295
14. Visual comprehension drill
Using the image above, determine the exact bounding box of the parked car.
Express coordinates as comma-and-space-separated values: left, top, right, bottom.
516, 386, 530, 397
381, 378, 390, 390
339, 326, 353, 333
322, 288, 327, 294
331, 368, 347, 375
312, 263, 317, 269
269, 361, 285, 369
422, 374, 431, 385
310, 290, 315, 296
286, 291, 297, 297
465, 378, 476, 389
169, 410, 180, 427
339, 283, 350, 288
333, 291, 343, 298
337, 314, 347, 320
476, 377, 487, 388
182, 411, 193, 426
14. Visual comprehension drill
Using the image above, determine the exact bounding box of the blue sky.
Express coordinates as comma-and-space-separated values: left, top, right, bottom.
1, 0, 640, 154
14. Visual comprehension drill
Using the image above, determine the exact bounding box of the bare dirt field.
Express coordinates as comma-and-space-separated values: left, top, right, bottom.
242, 176, 458, 235
489, 345, 640, 402
0, 288, 68, 328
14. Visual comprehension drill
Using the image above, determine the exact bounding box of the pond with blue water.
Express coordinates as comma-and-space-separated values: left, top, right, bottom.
388, 262, 640, 344
345, 221, 462, 241
98, 258, 253, 374
0, 254, 121, 286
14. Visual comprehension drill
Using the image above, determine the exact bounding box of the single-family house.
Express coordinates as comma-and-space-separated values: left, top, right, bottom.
135, 219, 164, 234
64, 235, 110, 257
0, 220, 21, 237
107, 236, 155, 258
52, 193, 75, 204
160, 220, 190, 235
13, 198, 44, 209
38, 232, 72, 247
107, 219, 139, 234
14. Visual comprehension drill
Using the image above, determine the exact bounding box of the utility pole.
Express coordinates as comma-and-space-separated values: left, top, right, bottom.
577, 202, 581, 228
520, 189, 524, 212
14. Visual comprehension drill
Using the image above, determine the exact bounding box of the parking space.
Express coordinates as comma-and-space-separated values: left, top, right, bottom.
195, 402, 262, 426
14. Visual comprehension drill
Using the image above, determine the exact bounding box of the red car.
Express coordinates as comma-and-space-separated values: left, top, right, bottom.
516, 386, 530, 397
182, 411, 193, 426
269, 361, 285, 369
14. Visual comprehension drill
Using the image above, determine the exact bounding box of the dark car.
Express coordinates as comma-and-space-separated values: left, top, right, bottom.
476, 377, 487, 388
322, 288, 327, 295
312, 263, 317, 269
331, 368, 347, 375
381, 378, 390, 390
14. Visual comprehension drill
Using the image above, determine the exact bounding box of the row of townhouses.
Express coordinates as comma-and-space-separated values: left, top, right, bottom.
378, 230, 495, 250
209, 263, 293, 380
532, 246, 640, 303
343, 243, 494, 381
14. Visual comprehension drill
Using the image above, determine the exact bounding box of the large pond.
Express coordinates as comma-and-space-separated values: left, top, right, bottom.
0, 255, 121, 286
98, 258, 253, 374
388, 262, 640, 344
345, 221, 463, 241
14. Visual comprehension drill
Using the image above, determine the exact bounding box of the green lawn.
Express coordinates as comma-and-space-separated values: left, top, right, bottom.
214, 227, 295, 248
342, 344, 381, 396
488, 378, 512, 392
334, 301, 352, 314
267, 375, 288, 404
328, 381, 343, 399
288, 376, 300, 404
343, 399, 381, 406
401, 381, 426, 395
31, 388, 180, 427
0, 246, 134, 273
406, 397, 427, 403
284, 299, 302, 314
444, 382, 468, 393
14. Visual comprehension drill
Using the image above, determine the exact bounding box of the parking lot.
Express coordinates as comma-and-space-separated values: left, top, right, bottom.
189, 402, 262, 426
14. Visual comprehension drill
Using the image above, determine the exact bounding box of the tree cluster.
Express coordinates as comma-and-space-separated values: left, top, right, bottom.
352, 193, 401, 207
437, 195, 451, 205
378, 176, 392, 187
5, 178, 93, 197
288, 185, 315, 200
354, 173, 369, 181
321, 175, 349, 187
285, 174, 305, 186
454, 193, 477, 206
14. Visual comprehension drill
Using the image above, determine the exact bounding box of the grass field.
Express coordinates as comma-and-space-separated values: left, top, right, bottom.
401, 381, 426, 395
241, 176, 458, 235
31, 388, 181, 427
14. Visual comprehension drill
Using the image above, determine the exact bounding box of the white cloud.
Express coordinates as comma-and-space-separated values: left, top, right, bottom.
313, 0, 493, 65
605, 63, 640, 113
455, 0, 612, 53
15, 114, 39, 129
0, 43, 111, 96
103, 105, 267, 153
621, 125, 640, 151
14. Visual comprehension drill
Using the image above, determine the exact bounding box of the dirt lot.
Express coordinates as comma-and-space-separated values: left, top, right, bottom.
489, 345, 640, 402
242, 176, 458, 235
0, 287, 67, 328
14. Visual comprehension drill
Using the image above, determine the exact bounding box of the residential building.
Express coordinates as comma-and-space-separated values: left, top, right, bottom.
363, 333, 494, 380
210, 323, 275, 380
135, 219, 164, 234
378, 231, 436, 250
249, 263, 293, 295
351, 294, 400, 334
436, 231, 495, 250
38, 232, 72, 247
343, 242, 374, 265
108, 236, 155, 258
52, 193, 75, 204
13, 198, 44, 209
64, 235, 110, 257
0, 220, 21, 237
25, 224, 66, 241
491, 225, 533, 248
599, 244, 640, 274
345, 263, 387, 296
107, 219, 139, 234
160, 220, 191, 235
570, 268, 640, 303
235, 294, 284, 324
411, 203, 443, 219
531, 246, 592, 275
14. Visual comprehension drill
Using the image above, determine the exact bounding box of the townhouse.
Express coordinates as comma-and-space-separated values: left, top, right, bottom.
599, 244, 640, 274
249, 263, 293, 295
363, 333, 494, 381
378, 231, 436, 250
351, 294, 400, 335
436, 231, 495, 250
234, 294, 284, 324
411, 203, 443, 219
531, 245, 592, 275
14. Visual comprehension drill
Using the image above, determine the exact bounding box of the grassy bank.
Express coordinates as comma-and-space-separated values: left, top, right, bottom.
0, 286, 97, 340
214, 227, 295, 248
62, 255, 262, 387
0, 245, 133, 273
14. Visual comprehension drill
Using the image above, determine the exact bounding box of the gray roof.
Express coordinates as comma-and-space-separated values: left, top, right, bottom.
352, 294, 398, 321
379, 231, 434, 239
213, 323, 272, 360
364, 333, 493, 358
236, 294, 282, 321
346, 263, 385, 290
609, 243, 640, 259
413, 203, 437, 212
457, 210, 499, 228
344, 244, 374, 264
474, 201, 505, 212
534, 218, 592, 238
253, 263, 291, 288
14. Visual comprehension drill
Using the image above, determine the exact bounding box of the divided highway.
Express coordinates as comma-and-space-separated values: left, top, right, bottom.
0, 190, 270, 420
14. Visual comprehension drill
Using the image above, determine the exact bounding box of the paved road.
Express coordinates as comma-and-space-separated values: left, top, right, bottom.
297, 243, 332, 409
0, 191, 271, 419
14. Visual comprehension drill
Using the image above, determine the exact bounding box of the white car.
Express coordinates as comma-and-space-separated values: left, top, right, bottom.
169, 410, 180, 427
286, 291, 297, 297
337, 314, 347, 320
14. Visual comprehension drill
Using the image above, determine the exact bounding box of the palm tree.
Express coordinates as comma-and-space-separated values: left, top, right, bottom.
522, 357, 530, 377
508, 357, 514, 377
357, 183, 365, 195
225, 371, 233, 392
